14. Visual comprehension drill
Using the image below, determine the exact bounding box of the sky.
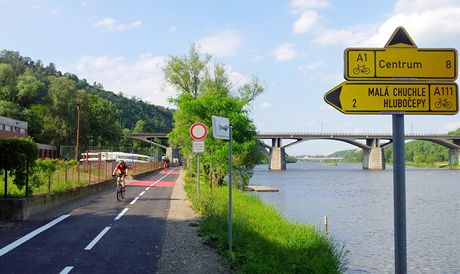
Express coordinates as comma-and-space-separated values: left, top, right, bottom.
1, 0, 460, 155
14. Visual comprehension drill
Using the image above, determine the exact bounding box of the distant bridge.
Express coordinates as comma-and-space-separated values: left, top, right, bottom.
129, 132, 460, 170
299, 155, 344, 161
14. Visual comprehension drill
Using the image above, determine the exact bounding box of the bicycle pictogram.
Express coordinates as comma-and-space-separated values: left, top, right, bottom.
353, 64, 370, 75
434, 98, 452, 109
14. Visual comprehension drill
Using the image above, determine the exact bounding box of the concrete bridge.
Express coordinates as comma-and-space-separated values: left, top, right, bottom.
129, 132, 460, 170
256, 132, 460, 170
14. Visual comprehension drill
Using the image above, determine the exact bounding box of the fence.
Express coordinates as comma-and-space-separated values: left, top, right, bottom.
1, 156, 164, 197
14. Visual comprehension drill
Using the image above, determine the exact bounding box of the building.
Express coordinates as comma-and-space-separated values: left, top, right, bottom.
0, 115, 28, 138
0, 115, 58, 158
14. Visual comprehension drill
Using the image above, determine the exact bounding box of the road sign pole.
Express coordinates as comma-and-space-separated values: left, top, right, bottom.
197, 154, 200, 195
228, 125, 233, 252
392, 114, 407, 274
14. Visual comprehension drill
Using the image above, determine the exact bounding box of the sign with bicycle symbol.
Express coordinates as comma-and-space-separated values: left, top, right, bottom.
325, 26, 458, 115
345, 48, 457, 80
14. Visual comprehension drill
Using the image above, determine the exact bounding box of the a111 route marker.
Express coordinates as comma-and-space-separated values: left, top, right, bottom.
324, 81, 458, 114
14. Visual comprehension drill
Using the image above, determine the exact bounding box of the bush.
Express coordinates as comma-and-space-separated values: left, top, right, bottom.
0, 137, 38, 196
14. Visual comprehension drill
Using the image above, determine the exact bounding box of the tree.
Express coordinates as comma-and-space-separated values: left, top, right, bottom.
164, 45, 210, 99
16, 71, 44, 107
165, 46, 264, 186
0, 63, 17, 102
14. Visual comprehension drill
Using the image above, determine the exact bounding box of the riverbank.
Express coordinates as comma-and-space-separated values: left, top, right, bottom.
182, 171, 347, 273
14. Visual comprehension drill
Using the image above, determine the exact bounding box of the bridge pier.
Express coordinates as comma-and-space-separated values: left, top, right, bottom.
269, 147, 286, 170
166, 147, 182, 165
448, 148, 460, 165
362, 138, 385, 170
269, 138, 286, 170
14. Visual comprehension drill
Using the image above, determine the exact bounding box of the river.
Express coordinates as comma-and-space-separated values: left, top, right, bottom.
249, 162, 460, 273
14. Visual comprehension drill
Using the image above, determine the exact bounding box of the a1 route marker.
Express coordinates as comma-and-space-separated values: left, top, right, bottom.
344, 27, 457, 80
345, 48, 457, 80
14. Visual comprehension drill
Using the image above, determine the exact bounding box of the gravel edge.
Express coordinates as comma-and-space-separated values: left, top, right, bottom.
157, 170, 231, 274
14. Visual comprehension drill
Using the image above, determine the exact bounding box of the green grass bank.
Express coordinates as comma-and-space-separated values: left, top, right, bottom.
183, 171, 348, 273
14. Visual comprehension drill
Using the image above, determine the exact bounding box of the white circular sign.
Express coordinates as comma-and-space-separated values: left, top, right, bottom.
190, 122, 208, 140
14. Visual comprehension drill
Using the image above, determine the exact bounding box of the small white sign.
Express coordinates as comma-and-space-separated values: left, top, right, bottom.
211, 115, 230, 140
192, 140, 205, 153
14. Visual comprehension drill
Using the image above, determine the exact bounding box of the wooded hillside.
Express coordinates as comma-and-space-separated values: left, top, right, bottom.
0, 50, 173, 148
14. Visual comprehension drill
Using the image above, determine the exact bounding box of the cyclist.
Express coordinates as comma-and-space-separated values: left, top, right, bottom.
112, 160, 129, 189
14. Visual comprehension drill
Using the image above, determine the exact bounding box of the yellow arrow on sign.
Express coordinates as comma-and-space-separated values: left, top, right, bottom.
324, 81, 458, 115
345, 48, 457, 80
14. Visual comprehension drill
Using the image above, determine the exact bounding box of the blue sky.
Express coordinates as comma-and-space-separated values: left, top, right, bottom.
1, 0, 460, 155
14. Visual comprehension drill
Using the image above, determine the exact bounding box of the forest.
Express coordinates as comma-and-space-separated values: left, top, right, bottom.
0, 50, 173, 149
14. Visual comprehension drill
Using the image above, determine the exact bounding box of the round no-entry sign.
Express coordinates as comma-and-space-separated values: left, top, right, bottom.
190, 122, 208, 140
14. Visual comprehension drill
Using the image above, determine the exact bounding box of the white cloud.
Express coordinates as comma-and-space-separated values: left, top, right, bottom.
70, 54, 176, 107
260, 102, 272, 109
169, 25, 177, 33
274, 43, 297, 61
290, 0, 330, 12
368, 8, 460, 46
394, 0, 459, 13
302, 0, 460, 48
297, 60, 324, 72
197, 30, 242, 57
92, 17, 142, 32
313, 25, 377, 46
293, 10, 318, 34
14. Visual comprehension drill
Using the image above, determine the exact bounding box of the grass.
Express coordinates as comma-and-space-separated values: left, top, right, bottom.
0, 168, 90, 197
184, 172, 348, 273
404, 161, 460, 169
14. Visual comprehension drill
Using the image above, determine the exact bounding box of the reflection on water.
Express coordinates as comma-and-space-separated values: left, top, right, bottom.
250, 162, 460, 273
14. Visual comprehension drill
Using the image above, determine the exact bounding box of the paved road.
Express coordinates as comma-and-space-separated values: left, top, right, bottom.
0, 167, 180, 274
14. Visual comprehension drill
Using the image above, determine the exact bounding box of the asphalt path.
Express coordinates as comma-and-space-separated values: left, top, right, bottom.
0, 167, 180, 274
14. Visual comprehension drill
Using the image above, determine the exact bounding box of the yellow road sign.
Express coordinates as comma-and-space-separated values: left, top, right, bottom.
324, 81, 458, 115
345, 48, 457, 80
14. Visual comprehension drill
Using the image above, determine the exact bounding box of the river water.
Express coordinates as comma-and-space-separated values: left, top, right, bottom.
249, 162, 460, 273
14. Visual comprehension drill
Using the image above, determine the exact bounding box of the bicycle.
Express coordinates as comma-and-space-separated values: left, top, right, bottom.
353, 64, 370, 75
434, 98, 452, 109
114, 174, 126, 201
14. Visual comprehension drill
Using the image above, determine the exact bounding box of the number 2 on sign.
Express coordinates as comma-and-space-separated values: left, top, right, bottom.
352, 99, 357, 108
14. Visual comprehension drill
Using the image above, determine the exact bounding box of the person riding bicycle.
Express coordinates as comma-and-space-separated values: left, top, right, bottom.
112, 160, 129, 189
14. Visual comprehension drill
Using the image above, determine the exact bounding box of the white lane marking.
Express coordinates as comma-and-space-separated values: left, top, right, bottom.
84, 227, 111, 250
59, 266, 74, 274
0, 214, 70, 257
152, 168, 178, 187
139, 191, 146, 196
145, 187, 150, 190
114, 208, 129, 220
130, 197, 139, 205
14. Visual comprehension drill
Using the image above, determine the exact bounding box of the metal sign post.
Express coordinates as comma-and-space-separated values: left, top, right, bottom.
393, 114, 407, 274
211, 115, 233, 251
